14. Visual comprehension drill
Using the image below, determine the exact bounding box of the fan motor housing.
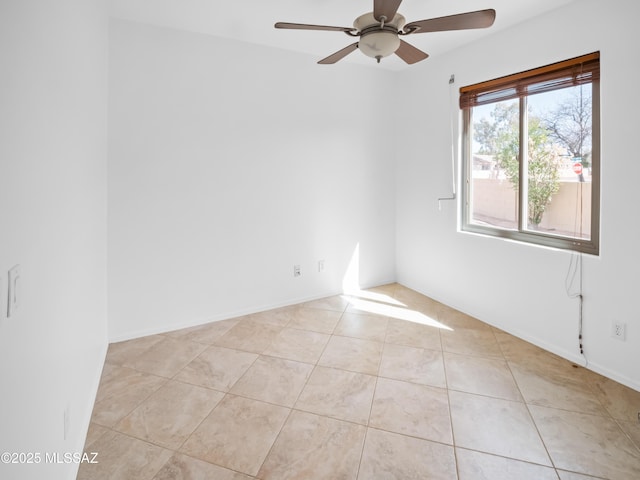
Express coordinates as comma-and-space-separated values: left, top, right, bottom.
354, 12, 406, 31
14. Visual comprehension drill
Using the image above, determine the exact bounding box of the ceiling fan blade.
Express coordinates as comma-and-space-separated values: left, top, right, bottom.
275, 22, 356, 33
318, 43, 359, 64
405, 9, 496, 34
395, 40, 429, 64
373, 0, 403, 21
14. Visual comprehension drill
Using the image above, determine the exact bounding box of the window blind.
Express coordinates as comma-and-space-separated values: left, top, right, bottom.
459, 52, 600, 109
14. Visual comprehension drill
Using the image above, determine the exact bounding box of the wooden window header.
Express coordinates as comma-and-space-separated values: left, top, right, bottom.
459, 52, 600, 109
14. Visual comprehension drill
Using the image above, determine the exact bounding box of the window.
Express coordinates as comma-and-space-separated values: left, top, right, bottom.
460, 52, 600, 255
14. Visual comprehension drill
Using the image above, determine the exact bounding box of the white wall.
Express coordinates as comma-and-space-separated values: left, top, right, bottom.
108, 20, 397, 340
396, 0, 640, 391
1, 3, 636, 476
0, 1, 108, 479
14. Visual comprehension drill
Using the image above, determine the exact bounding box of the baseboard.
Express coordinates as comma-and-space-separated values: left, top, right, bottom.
500, 325, 640, 392
108, 288, 346, 343
395, 280, 640, 393
581, 359, 640, 393
68, 340, 109, 479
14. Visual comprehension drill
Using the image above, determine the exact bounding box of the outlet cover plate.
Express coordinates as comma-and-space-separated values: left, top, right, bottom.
611, 321, 626, 341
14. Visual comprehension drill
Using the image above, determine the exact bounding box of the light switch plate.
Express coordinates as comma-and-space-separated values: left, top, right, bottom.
8, 264, 21, 318
0, 274, 5, 320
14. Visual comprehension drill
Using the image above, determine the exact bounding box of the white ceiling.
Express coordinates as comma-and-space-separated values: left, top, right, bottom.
108, 0, 576, 70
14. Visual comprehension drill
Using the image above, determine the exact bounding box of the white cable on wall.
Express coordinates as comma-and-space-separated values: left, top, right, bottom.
566, 81, 588, 366
565, 251, 587, 365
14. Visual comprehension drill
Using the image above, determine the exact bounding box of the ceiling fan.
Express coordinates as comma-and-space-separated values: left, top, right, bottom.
275, 0, 496, 65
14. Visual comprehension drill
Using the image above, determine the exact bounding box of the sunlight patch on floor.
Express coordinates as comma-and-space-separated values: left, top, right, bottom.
342, 242, 452, 330
347, 296, 453, 331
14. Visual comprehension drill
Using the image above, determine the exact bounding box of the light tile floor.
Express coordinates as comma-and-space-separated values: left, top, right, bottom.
77, 284, 640, 480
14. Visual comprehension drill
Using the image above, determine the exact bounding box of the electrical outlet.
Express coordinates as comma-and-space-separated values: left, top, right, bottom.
293, 265, 301, 277
611, 321, 626, 341
318, 260, 325, 273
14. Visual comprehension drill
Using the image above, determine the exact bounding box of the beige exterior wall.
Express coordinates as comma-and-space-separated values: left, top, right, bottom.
472, 179, 592, 237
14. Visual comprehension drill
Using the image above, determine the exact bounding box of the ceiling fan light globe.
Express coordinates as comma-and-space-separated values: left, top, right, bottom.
358, 31, 400, 59
354, 12, 405, 61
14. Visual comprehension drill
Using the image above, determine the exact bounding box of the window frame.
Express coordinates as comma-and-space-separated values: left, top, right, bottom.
460, 53, 600, 255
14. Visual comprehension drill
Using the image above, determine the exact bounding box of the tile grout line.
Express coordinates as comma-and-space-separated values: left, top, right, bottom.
491, 324, 561, 475
253, 298, 348, 479
509, 377, 559, 473
438, 307, 462, 480
82, 286, 640, 479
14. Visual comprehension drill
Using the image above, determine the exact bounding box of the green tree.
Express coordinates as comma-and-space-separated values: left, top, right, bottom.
474, 102, 562, 227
